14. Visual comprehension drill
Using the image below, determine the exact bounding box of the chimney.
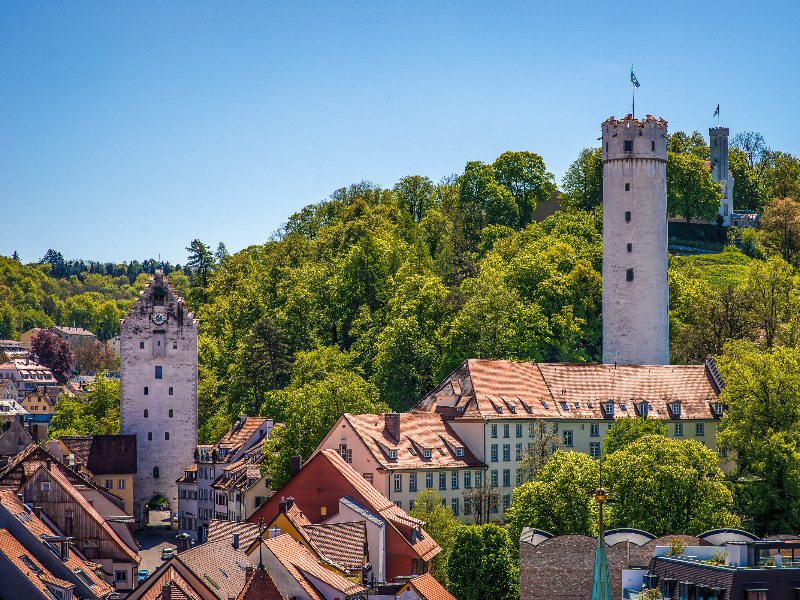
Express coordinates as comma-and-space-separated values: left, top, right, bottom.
33, 506, 42, 519
175, 534, 191, 554
161, 583, 172, 600
233, 533, 240, 550
46, 458, 51, 471
240, 414, 247, 426
278, 497, 287, 514
290, 455, 302, 478
268, 527, 281, 539
17, 493, 23, 505
385, 413, 400, 441
286, 497, 294, 511
245, 565, 254, 581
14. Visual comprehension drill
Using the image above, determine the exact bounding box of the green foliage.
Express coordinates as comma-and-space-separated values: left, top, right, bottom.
602, 416, 668, 454
505, 451, 599, 543
729, 148, 763, 211
667, 151, 722, 223
668, 131, 709, 161
717, 342, 800, 535
560, 148, 603, 211
49, 373, 120, 437
603, 435, 740, 536
409, 489, 459, 587
447, 524, 517, 600
668, 537, 687, 556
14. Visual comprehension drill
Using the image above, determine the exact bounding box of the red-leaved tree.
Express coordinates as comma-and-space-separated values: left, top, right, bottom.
31, 330, 74, 384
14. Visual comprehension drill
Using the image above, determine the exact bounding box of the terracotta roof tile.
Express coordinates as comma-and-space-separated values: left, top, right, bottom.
128, 564, 205, 600
343, 413, 484, 471
304, 520, 366, 571
401, 573, 457, 600
59, 434, 138, 474
207, 520, 261, 552
412, 359, 720, 421
0, 528, 73, 598
236, 566, 283, 600
263, 533, 365, 598
177, 538, 253, 600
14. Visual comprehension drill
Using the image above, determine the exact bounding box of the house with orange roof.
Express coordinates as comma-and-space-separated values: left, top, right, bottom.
179, 413, 273, 541
0, 489, 114, 598
312, 412, 485, 522
248, 449, 440, 583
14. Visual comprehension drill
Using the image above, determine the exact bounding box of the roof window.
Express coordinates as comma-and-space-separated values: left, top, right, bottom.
388, 449, 397, 459
604, 402, 614, 415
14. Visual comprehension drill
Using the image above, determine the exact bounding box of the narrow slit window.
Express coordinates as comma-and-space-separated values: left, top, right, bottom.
625, 183, 630, 191
140, 342, 145, 349
625, 211, 631, 222
169, 409, 174, 418
626, 269, 634, 282
165, 432, 170, 441
169, 387, 174, 396
173, 342, 177, 349
144, 409, 148, 418
155, 366, 162, 379
651, 140, 655, 151
143, 387, 148, 396
148, 432, 153, 441
627, 243, 632, 252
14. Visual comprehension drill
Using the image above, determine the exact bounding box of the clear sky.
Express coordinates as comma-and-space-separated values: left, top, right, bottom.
2, 1, 798, 265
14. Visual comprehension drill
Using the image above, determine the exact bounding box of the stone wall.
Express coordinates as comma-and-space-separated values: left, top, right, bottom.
519, 534, 703, 600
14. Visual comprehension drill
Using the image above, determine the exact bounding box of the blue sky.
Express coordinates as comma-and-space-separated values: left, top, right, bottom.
2, 1, 798, 265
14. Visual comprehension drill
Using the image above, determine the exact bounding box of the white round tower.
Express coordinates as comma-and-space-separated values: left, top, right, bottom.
601, 115, 669, 365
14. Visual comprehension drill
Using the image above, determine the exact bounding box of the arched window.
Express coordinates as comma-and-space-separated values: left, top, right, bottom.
153, 467, 159, 478
144, 409, 148, 418
169, 409, 173, 418
165, 432, 170, 441
148, 432, 153, 441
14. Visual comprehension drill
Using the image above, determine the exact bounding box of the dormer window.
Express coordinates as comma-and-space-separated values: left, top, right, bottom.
388, 449, 397, 459
671, 401, 681, 416
604, 402, 614, 415
423, 449, 432, 459
455, 448, 464, 457
713, 402, 724, 416
638, 402, 648, 417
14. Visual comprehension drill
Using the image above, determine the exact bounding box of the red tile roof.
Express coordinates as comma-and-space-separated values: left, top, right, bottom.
304, 520, 366, 572
340, 413, 484, 471
236, 566, 283, 600
412, 359, 720, 421
400, 573, 457, 600
0, 528, 74, 598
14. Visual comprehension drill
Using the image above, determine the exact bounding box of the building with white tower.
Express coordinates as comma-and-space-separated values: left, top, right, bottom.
601, 115, 670, 366
120, 270, 198, 528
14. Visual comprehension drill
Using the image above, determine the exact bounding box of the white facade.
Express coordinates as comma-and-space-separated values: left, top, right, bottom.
601, 115, 670, 366
709, 127, 734, 226
120, 270, 198, 527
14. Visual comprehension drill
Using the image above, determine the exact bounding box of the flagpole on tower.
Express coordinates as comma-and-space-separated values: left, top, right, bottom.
631, 64, 635, 118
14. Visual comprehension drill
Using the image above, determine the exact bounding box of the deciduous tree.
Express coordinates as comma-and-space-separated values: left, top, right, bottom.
667, 152, 722, 223
409, 489, 459, 587
31, 330, 73, 384
560, 148, 603, 212
447, 524, 517, 600
602, 416, 668, 454
760, 196, 800, 264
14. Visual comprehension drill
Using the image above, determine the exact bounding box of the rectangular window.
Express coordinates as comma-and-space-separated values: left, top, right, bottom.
503, 494, 510, 509
503, 424, 509, 438
155, 366, 163, 379
451, 472, 458, 489
475, 471, 481, 488
515, 470, 521, 485
590, 442, 601, 458
590, 423, 600, 436
363, 473, 374, 486
451, 498, 459, 515
552, 423, 558, 434
625, 182, 630, 191
503, 445, 510, 461
696, 423, 704, 436
395, 501, 402, 509
626, 269, 634, 281
515, 443, 522, 461
169, 387, 174, 395
439, 472, 446, 490
105, 479, 113, 490
675, 423, 684, 436
42, 481, 50, 491
426, 473, 433, 489
118, 479, 126, 489
516, 424, 522, 438
423, 449, 431, 458
625, 210, 631, 222
409, 500, 414, 511
464, 471, 471, 488
464, 498, 471, 514
339, 445, 352, 463
528, 423, 534, 437
491, 424, 497, 438
144, 387, 148, 395
624, 140, 633, 152
393, 474, 402, 492
503, 469, 510, 487
490, 470, 498, 487
116, 570, 127, 582
745, 592, 767, 600
409, 473, 417, 492
563, 431, 573, 447
651, 140, 655, 151
627, 243, 632, 252
491, 444, 498, 462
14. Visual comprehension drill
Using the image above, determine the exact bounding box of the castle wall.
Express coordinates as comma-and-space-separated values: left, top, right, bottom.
120, 272, 198, 527
601, 116, 669, 366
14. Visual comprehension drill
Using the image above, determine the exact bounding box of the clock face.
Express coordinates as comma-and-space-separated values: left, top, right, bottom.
152, 312, 167, 326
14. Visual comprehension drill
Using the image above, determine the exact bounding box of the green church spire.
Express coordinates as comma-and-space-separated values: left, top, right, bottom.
591, 487, 612, 600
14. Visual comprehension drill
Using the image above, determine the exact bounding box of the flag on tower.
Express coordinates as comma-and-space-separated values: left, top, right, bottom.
713, 104, 720, 117
631, 68, 640, 88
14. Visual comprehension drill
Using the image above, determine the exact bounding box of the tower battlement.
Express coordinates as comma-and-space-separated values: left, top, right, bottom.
602, 115, 669, 162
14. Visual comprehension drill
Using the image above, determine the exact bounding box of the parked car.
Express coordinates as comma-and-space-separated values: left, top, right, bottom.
137, 570, 149, 583
161, 548, 175, 560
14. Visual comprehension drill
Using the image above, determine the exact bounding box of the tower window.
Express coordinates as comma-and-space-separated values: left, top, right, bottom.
144, 409, 148, 418
144, 387, 148, 395
155, 366, 162, 379
173, 342, 177, 349
169, 387, 174, 396
651, 141, 655, 151
624, 140, 633, 152
153, 467, 159, 478
625, 211, 631, 222
165, 432, 170, 441
140, 342, 145, 349
624, 183, 630, 191
148, 432, 153, 441
605, 142, 608, 151
627, 243, 632, 252
626, 269, 634, 282
169, 409, 173, 418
